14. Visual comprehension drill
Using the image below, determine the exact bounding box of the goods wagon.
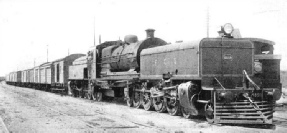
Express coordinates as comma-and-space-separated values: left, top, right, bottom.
16, 71, 22, 86
26, 69, 31, 86
21, 70, 27, 87
51, 54, 85, 92
28, 68, 34, 87
33, 66, 40, 88
39, 62, 52, 91
5, 73, 11, 85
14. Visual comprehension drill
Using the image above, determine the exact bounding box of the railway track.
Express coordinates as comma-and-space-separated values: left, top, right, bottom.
1, 84, 168, 132
2, 83, 287, 132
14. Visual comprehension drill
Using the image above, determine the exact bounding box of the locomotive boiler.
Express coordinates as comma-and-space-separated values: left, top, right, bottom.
99, 29, 167, 76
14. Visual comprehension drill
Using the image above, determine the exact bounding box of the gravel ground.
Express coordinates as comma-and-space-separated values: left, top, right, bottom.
0, 81, 287, 133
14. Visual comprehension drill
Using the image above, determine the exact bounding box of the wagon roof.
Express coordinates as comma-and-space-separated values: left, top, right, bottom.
141, 40, 201, 56
52, 53, 85, 63
53, 57, 65, 62
39, 62, 51, 66
22, 69, 32, 71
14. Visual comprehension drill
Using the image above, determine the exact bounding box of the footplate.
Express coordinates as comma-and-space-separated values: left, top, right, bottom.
214, 101, 274, 124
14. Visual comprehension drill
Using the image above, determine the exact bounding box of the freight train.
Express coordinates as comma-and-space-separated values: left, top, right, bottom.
5, 23, 282, 124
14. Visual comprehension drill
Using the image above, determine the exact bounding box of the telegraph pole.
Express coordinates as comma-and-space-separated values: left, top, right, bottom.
93, 16, 96, 46
99, 35, 101, 44
47, 44, 49, 62
206, 5, 210, 38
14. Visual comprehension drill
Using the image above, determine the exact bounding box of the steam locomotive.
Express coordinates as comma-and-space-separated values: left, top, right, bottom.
6, 23, 282, 124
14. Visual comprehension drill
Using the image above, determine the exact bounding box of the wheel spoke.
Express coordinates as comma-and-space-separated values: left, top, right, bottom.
165, 98, 180, 116
133, 91, 142, 108
143, 92, 153, 111
153, 97, 166, 113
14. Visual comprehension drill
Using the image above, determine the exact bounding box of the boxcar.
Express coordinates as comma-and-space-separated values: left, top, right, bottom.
21, 70, 26, 87
16, 71, 22, 86
10, 72, 15, 85
51, 54, 85, 93
8, 72, 13, 85
26, 69, 31, 87
39, 62, 52, 91
28, 68, 35, 87
33, 66, 40, 89
5, 73, 11, 85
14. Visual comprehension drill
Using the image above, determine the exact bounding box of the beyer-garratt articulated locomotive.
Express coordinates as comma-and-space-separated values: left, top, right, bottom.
6, 23, 282, 124
68, 23, 282, 124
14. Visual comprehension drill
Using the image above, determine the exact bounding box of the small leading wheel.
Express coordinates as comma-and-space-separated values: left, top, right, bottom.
133, 91, 142, 108
165, 98, 180, 116
153, 96, 166, 113
143, 92, 153, 111
181, 107, 192, 119
95, 91, 103, 102
205, 103, 214, 123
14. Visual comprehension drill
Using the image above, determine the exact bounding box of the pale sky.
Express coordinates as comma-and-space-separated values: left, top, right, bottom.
0, 0, 287, 76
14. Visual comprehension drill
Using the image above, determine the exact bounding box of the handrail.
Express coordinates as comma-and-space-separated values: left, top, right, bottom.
243, 70, 260, 90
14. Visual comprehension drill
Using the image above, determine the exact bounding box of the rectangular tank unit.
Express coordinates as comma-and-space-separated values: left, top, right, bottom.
200, 38, 253, 76
200, 38, 254, 89
140, 41, 200, 80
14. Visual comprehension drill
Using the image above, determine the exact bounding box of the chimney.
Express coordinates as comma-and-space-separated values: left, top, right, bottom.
145, 28, 155, 38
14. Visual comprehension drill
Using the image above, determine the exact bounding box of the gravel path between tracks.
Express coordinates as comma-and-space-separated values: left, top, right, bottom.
0, 82, 287, 133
